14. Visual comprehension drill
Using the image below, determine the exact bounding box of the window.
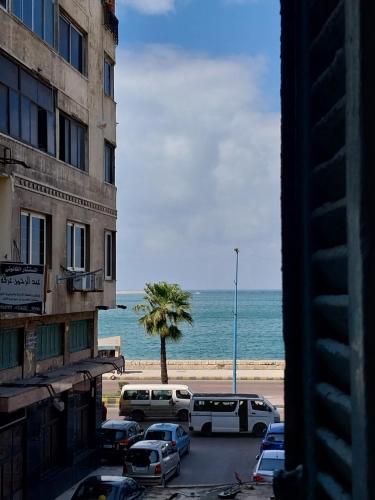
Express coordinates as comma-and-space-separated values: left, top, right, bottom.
104, 141, 115, 184
59, 15, 85, 73
123, 390, 149, 401
0, 55, 55, 154
0, 329, 22, 370
36, 323, 63, 360
0, 1, 6, 10
251, 400, 272, 412
151, 390, 172, 401
104, 57, 114, 97
104, 231, 115, 280
12, 0, 55, 46
67, 222, 86, 270
69, 320, 90, 352
20, 212, 46, 265
176, 390, 191, 400
59, 113, 86, 170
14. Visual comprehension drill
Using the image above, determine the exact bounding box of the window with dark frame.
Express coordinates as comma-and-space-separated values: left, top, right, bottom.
67, 222, 86, 271
59, 14, 85, 74
104, 57, 114, 98
12, 0, 55, 46
59, 113, 86, 170
0, 54, 55, 154
20, 211, 46, 266
104, 231, 115, 280
104, 141, 115, 184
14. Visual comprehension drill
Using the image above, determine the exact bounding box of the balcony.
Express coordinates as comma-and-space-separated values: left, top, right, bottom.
103, 1, 119, 45
66, 269, 104, 293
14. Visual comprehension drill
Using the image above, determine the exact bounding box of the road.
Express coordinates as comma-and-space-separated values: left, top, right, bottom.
103, 379, 284, 486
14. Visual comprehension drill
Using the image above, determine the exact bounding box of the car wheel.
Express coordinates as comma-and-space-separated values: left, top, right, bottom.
201, 423, 212, 436
178, 410, 189, 422
161, 475, 166, 487
253, 423, 267, 437
175, 462, 181, 477
131, 410, 144, 422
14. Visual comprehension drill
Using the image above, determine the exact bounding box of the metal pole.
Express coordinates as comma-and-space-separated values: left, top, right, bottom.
232, 248, 239, 393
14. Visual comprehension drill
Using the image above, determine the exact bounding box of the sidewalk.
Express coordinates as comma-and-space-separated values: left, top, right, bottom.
103, 365, 284, 381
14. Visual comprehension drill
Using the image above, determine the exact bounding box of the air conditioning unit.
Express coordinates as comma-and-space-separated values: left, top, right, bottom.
67, 271, 103, 293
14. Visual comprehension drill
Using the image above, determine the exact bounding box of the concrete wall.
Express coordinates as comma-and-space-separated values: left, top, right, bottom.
0, 0, 117, 316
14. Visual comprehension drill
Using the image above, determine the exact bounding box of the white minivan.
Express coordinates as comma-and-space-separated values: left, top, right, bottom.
119, 384, 192, 422
189, 393, 280, 436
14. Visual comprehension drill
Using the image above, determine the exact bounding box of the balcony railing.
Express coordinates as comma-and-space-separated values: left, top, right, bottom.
103, 2, 119, 45
64, 269, 104, 293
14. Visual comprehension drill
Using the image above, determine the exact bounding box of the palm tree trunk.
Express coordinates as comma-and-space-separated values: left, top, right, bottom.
160, 336, 168, 384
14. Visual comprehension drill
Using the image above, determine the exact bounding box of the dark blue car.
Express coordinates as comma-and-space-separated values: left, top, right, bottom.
260, 423, 284, 453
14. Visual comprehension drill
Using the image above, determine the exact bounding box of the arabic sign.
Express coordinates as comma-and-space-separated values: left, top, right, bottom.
0, 263, 45, 314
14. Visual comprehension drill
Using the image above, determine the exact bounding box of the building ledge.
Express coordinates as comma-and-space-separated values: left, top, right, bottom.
0, 355, 124, 413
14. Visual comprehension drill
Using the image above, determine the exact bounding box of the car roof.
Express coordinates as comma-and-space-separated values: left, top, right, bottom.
101, 420, 135, 430
130, 440, 168, 450
146, 423, 179, 431
267, 423, 284, 433
260, 450, 285, 459
192, 393, 260, 399
122, 384, 190, 390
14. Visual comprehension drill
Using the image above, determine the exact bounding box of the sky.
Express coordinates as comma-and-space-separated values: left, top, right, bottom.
115, 0, 281, 291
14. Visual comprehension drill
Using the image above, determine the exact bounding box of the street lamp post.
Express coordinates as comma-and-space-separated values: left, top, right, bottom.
232, 248, 239, 394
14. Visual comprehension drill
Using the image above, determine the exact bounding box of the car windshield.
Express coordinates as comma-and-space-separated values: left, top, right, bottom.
127, 449, 159, 466
145, 430, 172, 441
266, 433, 284, 442
100, 429, 126, 441
259, 458, 285, 472
74, 482, 118, 499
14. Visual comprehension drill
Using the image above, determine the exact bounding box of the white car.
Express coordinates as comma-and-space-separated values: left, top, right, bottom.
253, 449, 285, 483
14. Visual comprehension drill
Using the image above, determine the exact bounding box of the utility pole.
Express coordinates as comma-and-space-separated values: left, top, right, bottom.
232, 248, 239, 393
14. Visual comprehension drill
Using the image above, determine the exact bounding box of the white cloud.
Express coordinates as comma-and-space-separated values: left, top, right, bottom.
115, 45, 281, 289
121, 0, 176, 15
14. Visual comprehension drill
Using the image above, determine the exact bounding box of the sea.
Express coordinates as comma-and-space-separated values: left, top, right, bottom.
98, 290, 284, 360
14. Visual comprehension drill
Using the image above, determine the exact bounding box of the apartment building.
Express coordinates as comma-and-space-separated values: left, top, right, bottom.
0, 1, 122, 498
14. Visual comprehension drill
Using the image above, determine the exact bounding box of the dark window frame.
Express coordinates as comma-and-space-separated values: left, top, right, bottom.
12, 0, 55, 47
104, 230, 116, 281
104, 141, 115, 184
58, 13, 85, 74
104, 56, 114, 98
0, 53, 56, 155
59, 112, 86, 171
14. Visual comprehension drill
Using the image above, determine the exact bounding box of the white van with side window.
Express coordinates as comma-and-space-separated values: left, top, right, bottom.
189, 393, 280, 437
119, 384, 192, 422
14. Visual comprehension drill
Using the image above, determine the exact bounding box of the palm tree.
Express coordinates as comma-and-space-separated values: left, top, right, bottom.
133, 282, 193, 384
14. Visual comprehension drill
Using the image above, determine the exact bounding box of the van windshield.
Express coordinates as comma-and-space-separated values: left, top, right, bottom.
145, 430, 172, 441
127, 449, 159, 466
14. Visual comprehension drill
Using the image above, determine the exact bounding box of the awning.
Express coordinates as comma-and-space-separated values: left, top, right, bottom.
0, 355, 124, 413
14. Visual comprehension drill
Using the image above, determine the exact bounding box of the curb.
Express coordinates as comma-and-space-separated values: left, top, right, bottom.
104, 376, 284, 381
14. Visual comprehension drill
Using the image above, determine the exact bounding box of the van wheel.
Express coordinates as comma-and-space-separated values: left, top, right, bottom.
161, 475, 166, 487
178, 410, 188, 422
131, 410, 144, 422
175, 462, 181, 477
201, 423, 212, 436
253, 423, 267, 437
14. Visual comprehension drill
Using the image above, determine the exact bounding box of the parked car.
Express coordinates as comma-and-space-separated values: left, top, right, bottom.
71, 475, 144, 499
123, 440, 180, 487
260, 423, 284, 453
253, 450, 285, 483
144, 423, 190, 457
99, 420, 144, 461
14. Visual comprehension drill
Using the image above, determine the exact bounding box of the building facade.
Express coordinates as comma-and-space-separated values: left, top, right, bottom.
0, 1, 121, 498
